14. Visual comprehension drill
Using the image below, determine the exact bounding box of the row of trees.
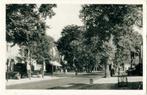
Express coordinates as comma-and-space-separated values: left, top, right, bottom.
6, 4, 57, 78
57, 5, 143, 77
6, 4, 143, 78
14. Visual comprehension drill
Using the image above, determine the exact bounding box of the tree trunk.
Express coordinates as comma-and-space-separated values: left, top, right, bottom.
75, 68, 78, 76
139, 45, 142, 64
27, 48, 31, 80
75, 71, 78, 76
42, 59, 45, 78
104, 62, 110, 78
6, 59, 10, 81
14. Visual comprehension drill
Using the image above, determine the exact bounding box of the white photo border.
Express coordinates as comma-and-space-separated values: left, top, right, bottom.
0, 0, 146, 95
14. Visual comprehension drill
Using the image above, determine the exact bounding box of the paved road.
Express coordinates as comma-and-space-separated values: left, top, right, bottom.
6, 71, 104, 89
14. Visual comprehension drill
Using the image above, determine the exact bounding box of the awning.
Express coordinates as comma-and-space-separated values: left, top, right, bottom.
50, 61, 62, 66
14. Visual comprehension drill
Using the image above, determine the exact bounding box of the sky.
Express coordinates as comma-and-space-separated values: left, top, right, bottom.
45, 4, 83, 41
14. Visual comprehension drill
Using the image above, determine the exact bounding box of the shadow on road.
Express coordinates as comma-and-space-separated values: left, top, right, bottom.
53, 71, 104, 78
48, 81, 143, 90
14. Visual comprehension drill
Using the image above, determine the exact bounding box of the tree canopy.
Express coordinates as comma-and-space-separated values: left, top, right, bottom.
79, 4, 142, 77
57, 4, 143, 77
6, 4, 56, 46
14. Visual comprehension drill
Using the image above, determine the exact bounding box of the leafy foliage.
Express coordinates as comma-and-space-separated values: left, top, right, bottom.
79, 4, 143, 77
57, 5, 142, 76
6, 4, 56, 45
6, 4, 57, 70
57, 25, 82, 70
80, 5, 142, 41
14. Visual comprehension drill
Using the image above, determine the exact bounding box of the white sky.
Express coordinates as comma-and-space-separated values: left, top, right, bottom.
45, 4, 83, 41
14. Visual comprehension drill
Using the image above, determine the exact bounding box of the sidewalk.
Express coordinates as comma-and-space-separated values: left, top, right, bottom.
44, 76, 143, 89
6, 76, 64, 86
83, 76, 143, 89
94, 76, 142, 84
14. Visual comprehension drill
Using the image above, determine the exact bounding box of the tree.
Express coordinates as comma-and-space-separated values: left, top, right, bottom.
33, 35, 56, 77
6, 4, 56, 45
57, 25, 83, 75
80, 5, 142, 77
112, 5, 143, 71
6, 4, 56, 79
57, 25, 101, 75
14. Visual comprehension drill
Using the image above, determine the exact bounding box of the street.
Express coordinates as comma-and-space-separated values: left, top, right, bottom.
6, 71, 104, 89
6, 71, 143, 89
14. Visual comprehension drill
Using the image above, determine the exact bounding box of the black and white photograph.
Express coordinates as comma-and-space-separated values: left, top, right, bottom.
0, 0, 146, 95
5, 3, 144, 90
